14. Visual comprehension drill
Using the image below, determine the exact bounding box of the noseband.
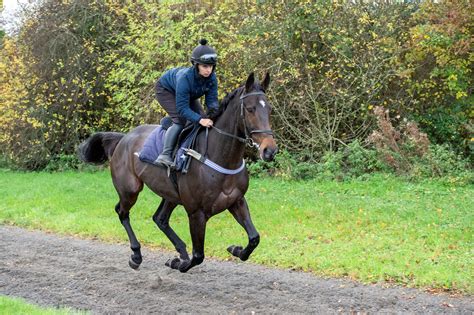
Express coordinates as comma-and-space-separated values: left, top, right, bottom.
212, 90, 274, 149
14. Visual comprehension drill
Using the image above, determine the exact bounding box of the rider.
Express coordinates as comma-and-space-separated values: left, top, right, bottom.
154, 38, 218, 167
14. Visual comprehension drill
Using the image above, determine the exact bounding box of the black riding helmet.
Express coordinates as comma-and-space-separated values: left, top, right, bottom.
190, 39, 217, 65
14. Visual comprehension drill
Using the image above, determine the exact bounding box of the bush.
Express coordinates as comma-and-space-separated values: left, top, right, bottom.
247, 150, 320, 180
248, 145, 382, 181
314, 141, 386, 180
367, 106, 472, 181
429, 144, 470, 176
368, 106, 430, 175
316, 151, 344, 181
413, 144, 473, 184
343, 140, 385, 178
0, 154, 10, 169
247, 126, 471, 181
415, 104, 472, 159
1, 1, 471, 170
246, 158, 274, 178
44, 154, 103, 172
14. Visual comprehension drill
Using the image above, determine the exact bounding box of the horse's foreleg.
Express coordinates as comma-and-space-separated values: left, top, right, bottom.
166, 210, 207, 273
227, 197, 260, 261
115, 197, 142, 269
152, 199, 189, 260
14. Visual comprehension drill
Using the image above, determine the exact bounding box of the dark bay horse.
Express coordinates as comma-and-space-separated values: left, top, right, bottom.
79, 72, 277, 272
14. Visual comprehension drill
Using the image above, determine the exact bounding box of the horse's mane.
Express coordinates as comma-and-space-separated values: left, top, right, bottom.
208, 83, 263, 121
220, 86, 244, 111
206, 86, 241, 120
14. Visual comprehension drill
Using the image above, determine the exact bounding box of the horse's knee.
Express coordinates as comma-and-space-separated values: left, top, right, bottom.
115, 203, 130, 222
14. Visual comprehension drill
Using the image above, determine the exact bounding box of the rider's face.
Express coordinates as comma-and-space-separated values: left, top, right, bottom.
197, 64, 213, 77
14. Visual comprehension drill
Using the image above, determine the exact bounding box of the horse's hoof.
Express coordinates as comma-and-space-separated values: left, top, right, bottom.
178, 260, 191, 273
129, 258, 141, 270
165, 257, 181, 269
227, 245, 243, 258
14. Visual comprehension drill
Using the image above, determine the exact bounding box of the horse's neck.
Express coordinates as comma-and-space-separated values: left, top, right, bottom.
205, 99, 245, 168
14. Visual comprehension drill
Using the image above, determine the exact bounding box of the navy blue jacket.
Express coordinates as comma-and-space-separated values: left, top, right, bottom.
159, 66, 218, 123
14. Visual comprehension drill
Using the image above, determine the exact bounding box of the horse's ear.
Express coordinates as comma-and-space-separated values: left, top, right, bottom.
245, 72, 255, 92
262, 72, 270, 91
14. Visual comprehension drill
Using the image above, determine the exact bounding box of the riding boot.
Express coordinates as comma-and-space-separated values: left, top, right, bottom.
156, 123, 183, 167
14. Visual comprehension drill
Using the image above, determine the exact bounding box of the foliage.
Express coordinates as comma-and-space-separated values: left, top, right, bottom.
248, 126, 470, 182
368, 106, 431, 174
415, 144, 473, 184
368, 106, 472, 182
248, 141, 382, 181
246, 157, 275, 178
401, 0, 473, 156
1, 170, 473, 293
247, 150, 321, 180
101, 2, 260, 131
0, 0, 472, 170
0, 37, 46, 169
44, 154, 104, 173
418, 104, 472, 159
404, 0, 472, 103
1, 0, 126, 169
249, 2, 417, 160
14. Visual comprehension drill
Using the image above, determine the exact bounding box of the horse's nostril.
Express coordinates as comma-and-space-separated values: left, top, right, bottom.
263, 148, 276, 161
263, 148, 270, 158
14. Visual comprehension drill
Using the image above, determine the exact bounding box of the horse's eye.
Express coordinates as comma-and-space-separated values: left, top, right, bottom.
246, 106, 256, 113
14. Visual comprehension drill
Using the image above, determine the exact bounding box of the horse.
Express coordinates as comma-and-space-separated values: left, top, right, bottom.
79, 72, 278, 272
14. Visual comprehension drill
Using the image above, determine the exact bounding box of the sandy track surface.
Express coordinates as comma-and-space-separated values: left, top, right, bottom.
0, 225, 472, 314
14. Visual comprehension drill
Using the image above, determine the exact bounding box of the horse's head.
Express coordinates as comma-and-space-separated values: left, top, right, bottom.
239, 72, 278, 161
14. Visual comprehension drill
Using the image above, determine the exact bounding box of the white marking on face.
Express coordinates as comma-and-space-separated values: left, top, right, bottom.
259, 100, 266, 108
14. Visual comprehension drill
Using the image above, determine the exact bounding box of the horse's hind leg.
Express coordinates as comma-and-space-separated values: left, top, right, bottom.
115, 190, 143, 269
152, 199, 190, 261
227, 197, 260, 261
112, 169, 143, 269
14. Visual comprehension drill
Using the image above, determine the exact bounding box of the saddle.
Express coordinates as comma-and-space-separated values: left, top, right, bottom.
138, 117, 202, 173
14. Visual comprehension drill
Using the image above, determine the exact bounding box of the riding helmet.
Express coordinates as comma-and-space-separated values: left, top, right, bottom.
191, 39, 217, 65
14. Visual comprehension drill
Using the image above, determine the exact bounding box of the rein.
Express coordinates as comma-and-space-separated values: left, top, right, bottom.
186, 90, 273, 175
211, 90, 273, 149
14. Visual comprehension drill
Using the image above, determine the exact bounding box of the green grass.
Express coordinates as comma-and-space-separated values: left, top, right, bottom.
0, 295, 87, 314
0, 169, 472, 294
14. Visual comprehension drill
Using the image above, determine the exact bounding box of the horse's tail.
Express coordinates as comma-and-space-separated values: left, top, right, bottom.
78, 132, 125, 164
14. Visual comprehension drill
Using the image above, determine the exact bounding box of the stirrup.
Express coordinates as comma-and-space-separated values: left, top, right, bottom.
155, 155, 175, 168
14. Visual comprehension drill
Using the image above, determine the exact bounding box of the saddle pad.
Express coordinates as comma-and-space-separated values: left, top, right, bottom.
138, 124, 200, 171
138, 126, 166, 165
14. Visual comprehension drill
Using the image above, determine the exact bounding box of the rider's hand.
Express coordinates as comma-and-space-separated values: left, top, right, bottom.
199, 118, 213, 128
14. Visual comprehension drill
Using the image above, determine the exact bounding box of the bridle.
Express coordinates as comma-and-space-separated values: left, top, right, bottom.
187, 89, 274, 174
211, 90, 274, 149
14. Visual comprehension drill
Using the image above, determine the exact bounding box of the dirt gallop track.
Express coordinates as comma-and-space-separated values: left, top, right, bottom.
0, 225, 472, 314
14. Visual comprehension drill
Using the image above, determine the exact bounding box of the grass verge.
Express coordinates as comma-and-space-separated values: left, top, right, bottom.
0, 169, 472, 293
0, 295, 87, 314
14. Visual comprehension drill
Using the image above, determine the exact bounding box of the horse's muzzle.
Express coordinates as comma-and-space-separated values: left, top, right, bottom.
259, 137, 278, 162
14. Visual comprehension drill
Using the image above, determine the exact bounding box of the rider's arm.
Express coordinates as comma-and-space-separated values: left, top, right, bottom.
175, 77, 201, 123
204, 74, 219, 111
